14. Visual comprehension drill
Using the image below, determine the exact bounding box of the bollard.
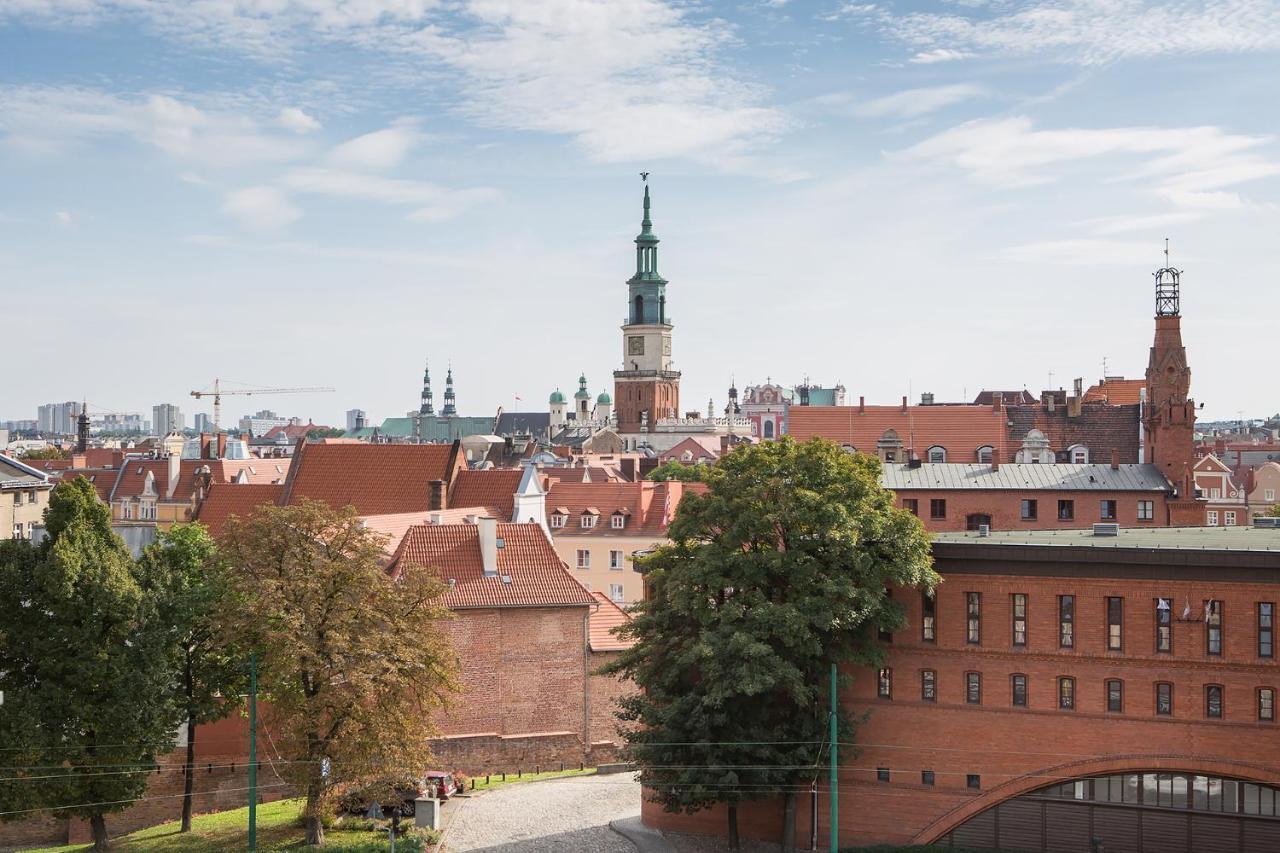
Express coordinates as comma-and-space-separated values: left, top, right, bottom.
486, 774, 491, 785
471, 778, 475, 791
518, 768, 522, 779
536, 765, 540, 775
559, 762, 564, 773
502, 771, 506, 782
579, 762, 584, 772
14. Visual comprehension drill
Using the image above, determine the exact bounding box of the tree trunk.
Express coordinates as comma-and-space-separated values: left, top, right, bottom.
90, 813, 109, 851
181, 707, 196, 832
781, 791, 797, 853
727, 804, 740, 850
304, 775, 325, 846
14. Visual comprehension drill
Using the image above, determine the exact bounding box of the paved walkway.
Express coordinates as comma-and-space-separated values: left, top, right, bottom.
440, 773, 643, 852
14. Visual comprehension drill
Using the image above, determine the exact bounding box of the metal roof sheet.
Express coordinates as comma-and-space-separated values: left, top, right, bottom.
881, 463, 1171, 492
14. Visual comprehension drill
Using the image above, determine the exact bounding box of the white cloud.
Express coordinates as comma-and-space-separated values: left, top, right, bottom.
1081, 211, 1207, 235
852, 83, 986, 119
276, 107, 321, 133
909, 48, 972, 63
328, 123, 420, 170
53, 210, 73, 225
280, 167, 500, 220
866, 0, 1280, 65
995, 238, 1164, 265
221, 186, 301, 230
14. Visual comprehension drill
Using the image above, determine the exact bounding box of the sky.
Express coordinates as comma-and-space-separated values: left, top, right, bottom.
2, 0, 1278, 429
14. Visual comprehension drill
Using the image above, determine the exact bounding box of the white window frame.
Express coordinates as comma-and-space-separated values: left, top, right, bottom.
580, 514, 597, 529
1137, 500, 1154, 521
927, 445, 947, 463
576, 549, 590, 569
550, 513, 566, 529
1225, 510, 1237, 526
12, 523, 22, 539
1267, 489, 1276, 502
13, 491, 22, 506
1207, 510, 1219, 526
1070, 446, 1089, 464
122, 502, 133, 520
609, 583, 624, 603
609, 550, 624, 570
611, 514, 626, 529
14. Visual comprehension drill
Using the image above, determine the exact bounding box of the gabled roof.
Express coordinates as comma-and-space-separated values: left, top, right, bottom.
358, 507, 497, 555
281, 440, 462, 515
788, 405, 1006, 456
1084, 378, 1146, 405
391, 522, 594, 609
1007, 402, 1141, 464
495, 412, 551, 436
450, 468, 524, 520
59, 469, 124, 502
882, 463, 1171, 492
589, 591, 633, 652
194, 483, 284, 537
111, 458, 289, 504
545, 480, 697, 536
0, 454, 51, 489
657, 436, 721, 463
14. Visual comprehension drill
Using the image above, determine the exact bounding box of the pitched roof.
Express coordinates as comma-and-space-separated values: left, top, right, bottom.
1007, 402, 1141, 463
589, 591, 633, 652
281, 440, 461, 515
788, 405, 1006, 458
450, 468, 524, 520
1084, 378, 1146, 405
882, 462, 1171, 492
0, 454, 51, 489
358, 508, 496, 555
59, 469, 124, 502
391, 522, 594, 609
544, 480, 697, 536
111, 458, 289, 503
194, 483, 284, 537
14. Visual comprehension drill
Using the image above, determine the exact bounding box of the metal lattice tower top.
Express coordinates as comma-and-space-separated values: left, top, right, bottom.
1154, 238, 1180, 317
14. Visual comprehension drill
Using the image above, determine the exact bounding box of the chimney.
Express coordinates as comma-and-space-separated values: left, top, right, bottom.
217, 433, 228, 459
991, 452, 999, 471
429, 479, 447, 511
992, 395, 1003, 413
859, 396, 865, 414
1111, 448, 1119, 471
478, 516, 498, 577
167, 449, 181, 500
901, 396, 908, 413
921, 392, 934, 406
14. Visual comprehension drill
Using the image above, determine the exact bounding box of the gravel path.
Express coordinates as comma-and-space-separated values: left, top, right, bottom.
441, 773, 642, 852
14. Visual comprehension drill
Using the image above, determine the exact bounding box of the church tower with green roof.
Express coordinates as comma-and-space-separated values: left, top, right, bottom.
614, 179, 680, 434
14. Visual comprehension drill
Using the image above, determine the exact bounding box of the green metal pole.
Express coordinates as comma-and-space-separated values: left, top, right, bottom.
829, 662, 838, 853
248, 652, 258, 852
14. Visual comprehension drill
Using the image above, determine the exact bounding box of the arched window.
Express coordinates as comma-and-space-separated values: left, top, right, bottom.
634, 294, 644, 324
1068, 444, 1089, 464
763, 420, 775, 439
928, 445, 947, 463
977, 445, 994, 464
659, 294, 665, 323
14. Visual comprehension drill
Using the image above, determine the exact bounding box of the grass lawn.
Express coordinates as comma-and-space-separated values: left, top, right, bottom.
464, 766, 597, 792
25, 798, 431, 852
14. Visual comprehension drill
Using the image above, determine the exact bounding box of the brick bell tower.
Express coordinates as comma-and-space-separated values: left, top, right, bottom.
614, 177, 680, 434
1144, 247, 1199, 516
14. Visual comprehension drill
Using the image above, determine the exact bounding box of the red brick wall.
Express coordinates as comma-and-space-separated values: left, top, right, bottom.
614, 379, 680, 434
588, 649, 635, 749
897, 487, 1170, 531
437, 606, 588, 743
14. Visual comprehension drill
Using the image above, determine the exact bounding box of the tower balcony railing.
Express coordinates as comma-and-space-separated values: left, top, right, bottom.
612, 369, 682, 380
622, 317, 674, 327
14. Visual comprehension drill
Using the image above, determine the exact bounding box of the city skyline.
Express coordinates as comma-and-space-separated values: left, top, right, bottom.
4, 1, 1279, 425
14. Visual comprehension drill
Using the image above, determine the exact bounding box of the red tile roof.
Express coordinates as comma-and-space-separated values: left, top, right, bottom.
281, 440, 462, 515
18, 458, 75, 472
358, 508, 496, 555
391, 522, 594, 610
450, 468, 524, 520
110, 458, 287, 504
589, 591, 633, 651
1084, 378, 1146, 405
788, 405, 1006, 459
545, 480, 697, 536
194, 483, 284, 537
59, 469, 124, 502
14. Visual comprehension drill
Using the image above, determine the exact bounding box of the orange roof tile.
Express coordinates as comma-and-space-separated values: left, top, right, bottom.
110, 458, 286, 504
58, 469, 124, 503
359, 508, 497, 555
391, 522, 594, 610
589, 591, 633, 651
281, 440, 462, 515
450, 468, 524, 520
787, 405, 1006, 458
545, 480, 697, 537
1083, 378, 1146, 405
194, 483, 284, 538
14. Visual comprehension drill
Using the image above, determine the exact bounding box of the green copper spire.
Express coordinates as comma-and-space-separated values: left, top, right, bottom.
632, 180, 663, 282
638, 185, 656, 242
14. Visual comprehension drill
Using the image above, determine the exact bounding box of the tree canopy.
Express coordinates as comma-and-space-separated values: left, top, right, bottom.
646, 459, 706, 482
216, 499, 457, 846
606, 437, 937, 849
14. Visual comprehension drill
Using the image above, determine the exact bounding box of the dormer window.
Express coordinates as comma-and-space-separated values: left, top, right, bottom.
1069, 445, 1089, 464
977, 446, 993, 464
580, 511, 598, 529
927, 446, 947, 464
611, 512, 627, 529
550, 509, 568, 529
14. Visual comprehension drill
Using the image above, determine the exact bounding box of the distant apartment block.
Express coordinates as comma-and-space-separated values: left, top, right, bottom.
37, 401, 81, 435
346, 408, 368, 432
193, 413, 213, 434
152, 403, 184, 437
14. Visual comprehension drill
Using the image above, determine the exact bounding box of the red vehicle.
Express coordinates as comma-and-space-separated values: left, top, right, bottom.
425, 771, 458, 800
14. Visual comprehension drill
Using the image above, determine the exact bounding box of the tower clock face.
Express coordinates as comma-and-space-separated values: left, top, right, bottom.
629, 336, 645, 356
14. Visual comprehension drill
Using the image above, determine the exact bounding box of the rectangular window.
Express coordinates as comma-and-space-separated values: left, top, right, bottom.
922, 771, 935, 786
1058, 677, 1075, 710
1207, 510, 1219, 526
1058, 499, 1075, 521
967, 774, 981, 790
1107, 680, 1123, 713
1206, 600, 1222, 655
1107, 597, 1123, 651
921, 670, 936, 702
1206, 685, 1223, 719
122, 502, 132, 520
1011, 674, 1027, 707
1138, 500, 1155, 521
966, 592, 981, 644
609, 550, 624, 570
609, 583, 624, 603
580, 514, 597, 529
1021, 499, 1037, 520
921, 592, 936, 643
1156, 598, 1172, 653
877, 668, 892, 699
550, 514, 566, 529
1260, 688, 1275, 722
1011, 593, 1027, 646
576, 549, 590, 569
876, 768, 890, 783
930, 499, 946, 520
1261, 603, 1274, 658
12, 523, 22, 539
1100, 499, 1118, 521
611, 514, 625, 529
1267, 489, 1277, 503
903, 498, 918, 516
1059, 595, 1074, 648
1226, 511, 1237, 526
965, 672, 981, 705
1156, 682, 1173, 716
13, 491, 22, 506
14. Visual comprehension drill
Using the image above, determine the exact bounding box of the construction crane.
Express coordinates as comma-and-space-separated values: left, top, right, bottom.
190, 378, 335, 431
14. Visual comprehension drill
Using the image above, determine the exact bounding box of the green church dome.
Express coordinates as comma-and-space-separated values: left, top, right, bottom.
549, 389, 566, 404
597, 391, 612, 404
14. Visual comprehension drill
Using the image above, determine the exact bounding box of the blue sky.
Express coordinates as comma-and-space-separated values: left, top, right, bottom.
3, 0, 1278, 428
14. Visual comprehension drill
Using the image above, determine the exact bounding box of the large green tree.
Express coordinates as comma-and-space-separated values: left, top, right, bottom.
0, 478, 181, 850
647, 460, 706, 482
137, 524, 245, 833
606, 437, 937, 850
216, 499, 457, 846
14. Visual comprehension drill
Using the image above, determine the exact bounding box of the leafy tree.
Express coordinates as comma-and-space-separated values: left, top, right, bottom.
216, 499, 457, 846
306, 427, 346, 440
606, 438, 937, 850
647, 459, 706, 482
0, 479, 181, 850
137, 524, 246, 833
1269, 503, 1280, 518
18, 445, 69, 460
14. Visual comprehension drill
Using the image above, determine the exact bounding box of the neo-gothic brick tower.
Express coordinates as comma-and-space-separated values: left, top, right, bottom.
1144, 259, 1197, 498
614, 181, 680, 434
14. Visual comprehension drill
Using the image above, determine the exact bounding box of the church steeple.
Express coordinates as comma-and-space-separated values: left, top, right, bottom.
628, 178, 667, 324
442, 366, 457, 416
420, 360, 435, 415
